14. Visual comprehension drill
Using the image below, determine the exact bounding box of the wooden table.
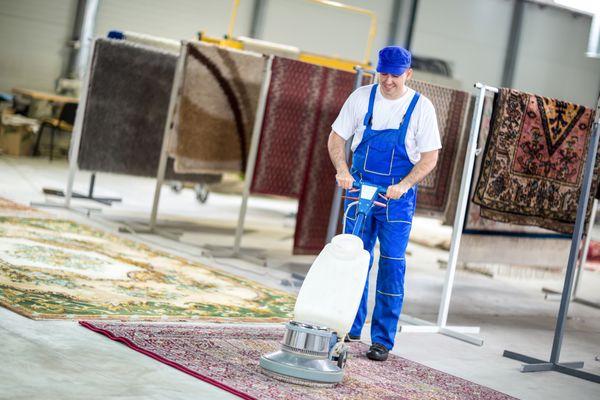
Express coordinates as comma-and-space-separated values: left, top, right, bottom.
12, 87, 78, 104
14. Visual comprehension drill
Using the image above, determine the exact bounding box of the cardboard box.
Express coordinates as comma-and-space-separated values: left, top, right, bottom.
0, 124, 35, 156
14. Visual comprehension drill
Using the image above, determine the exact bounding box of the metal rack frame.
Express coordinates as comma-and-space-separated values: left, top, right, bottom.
503, 91, 600, 384
31, 38, 104, 215
543, 199, 600, 309
116, 41, 189, 240
201, 54, 275, 264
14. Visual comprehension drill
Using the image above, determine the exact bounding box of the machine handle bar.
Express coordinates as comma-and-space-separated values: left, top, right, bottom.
351, 181, 388, 194
342, 195, 387, 208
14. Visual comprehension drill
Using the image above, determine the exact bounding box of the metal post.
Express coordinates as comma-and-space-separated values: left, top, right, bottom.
325, 66, 367, 243
436, 83, 491, 328
572, 199, 597, 298
65, 38, 96, 209
249, 0, 267, 38
404, 0, 419, 51
232, 55, 274, 254
88, 173, 96, 198
504, 92, 600, 384
386, 0, 403, 46
76, 0, 99, 81
587, 14, 600, 59
501, 0, 525, 87
545, 198, 598, 303
147, 42, 187, 232
550, 117, 599, 364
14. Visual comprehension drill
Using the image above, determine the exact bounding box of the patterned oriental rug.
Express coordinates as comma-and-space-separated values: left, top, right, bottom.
250, 57, 329, 199
292, 68, 357, 254
290, 78, 470, 254
0, 198, 294, 320
409, 80, 472, 218
464, 94, 560, 236
473, 88, 598, 234
80, 322, 516, 400
77, 39, 217, 183
170, 42, 267, 174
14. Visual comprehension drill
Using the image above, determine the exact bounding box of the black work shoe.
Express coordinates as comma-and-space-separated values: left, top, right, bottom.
366, 343, 389, 361
344, 334, 361, 343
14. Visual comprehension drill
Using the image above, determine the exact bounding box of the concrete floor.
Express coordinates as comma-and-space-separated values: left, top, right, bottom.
1, 156, 600, 400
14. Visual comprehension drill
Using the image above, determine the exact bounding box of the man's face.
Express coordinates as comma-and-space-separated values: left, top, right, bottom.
379, 68, 412, 99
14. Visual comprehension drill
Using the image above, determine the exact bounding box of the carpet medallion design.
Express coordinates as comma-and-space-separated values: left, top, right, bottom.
0, 199, 294, 320
81, 322, 516, 400
464, 94, 559, 235
473, 88, 597, 234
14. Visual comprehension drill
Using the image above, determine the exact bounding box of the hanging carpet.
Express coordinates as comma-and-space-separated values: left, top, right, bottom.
77, 39, 218, 183
463, 93, 559, 235
473, 88, 598, 234
292, 78, 470, 254
408, 80, 472, 219
169, 42, 266, 174
292, 68, 357, 254
250, 57, 328, 198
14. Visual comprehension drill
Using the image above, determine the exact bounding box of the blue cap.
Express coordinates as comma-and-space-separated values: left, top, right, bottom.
377, 46, 411, 75
107, 30, 125, 40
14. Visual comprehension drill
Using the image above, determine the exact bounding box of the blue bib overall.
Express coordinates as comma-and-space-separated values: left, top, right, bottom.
344, 84, 420, 350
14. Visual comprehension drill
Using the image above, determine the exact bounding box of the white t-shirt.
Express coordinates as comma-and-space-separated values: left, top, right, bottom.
331, 84, 441, 164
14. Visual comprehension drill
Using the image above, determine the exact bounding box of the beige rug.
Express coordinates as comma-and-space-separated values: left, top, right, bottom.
170, 42, 267, 174
0, 198, 294, 320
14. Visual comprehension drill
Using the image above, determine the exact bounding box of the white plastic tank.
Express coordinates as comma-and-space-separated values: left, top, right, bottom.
293, 233, 370, 335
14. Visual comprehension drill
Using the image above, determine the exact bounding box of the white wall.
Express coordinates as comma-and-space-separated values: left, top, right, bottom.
259, 0, 393, 65
513, 2, 600, 106
0, 0, 597, 106
0, 0, 77, 92
94, 0, 253, 42
411, 0, 513, 90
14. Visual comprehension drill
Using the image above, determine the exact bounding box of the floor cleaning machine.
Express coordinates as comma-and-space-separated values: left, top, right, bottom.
260, 182, 388, 387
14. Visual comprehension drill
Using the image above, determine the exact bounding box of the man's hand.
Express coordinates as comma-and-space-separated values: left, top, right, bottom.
336, 169, 355, 189
386, 181, 411, 200
385, 150, 439, 199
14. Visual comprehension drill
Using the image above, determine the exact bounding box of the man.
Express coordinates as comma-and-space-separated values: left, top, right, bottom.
328, 46, 440, 361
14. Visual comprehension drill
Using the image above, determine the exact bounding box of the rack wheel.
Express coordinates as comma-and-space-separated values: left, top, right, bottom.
195, 183, 209, 203
169, 181, 183, 193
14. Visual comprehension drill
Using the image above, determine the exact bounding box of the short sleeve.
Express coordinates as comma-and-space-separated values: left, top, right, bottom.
331, 90, 360, 140
415, 98, 442, 153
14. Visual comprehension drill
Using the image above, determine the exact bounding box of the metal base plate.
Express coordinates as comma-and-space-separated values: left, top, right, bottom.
261, 367, 337, 388
260, 350, 343, 385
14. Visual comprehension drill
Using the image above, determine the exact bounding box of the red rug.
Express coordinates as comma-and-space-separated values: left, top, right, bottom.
80, 321, 516, 400
250, 57, 366, 254
292, 68, 357, 254
473, 88, 598, 234
250, 57, 327, 199
587, 240, 600, 263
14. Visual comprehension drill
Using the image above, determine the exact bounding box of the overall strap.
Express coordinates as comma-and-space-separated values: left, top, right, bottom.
362, 84, 378, 126
396, 92, 421, 147
400, 92, 420, 129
